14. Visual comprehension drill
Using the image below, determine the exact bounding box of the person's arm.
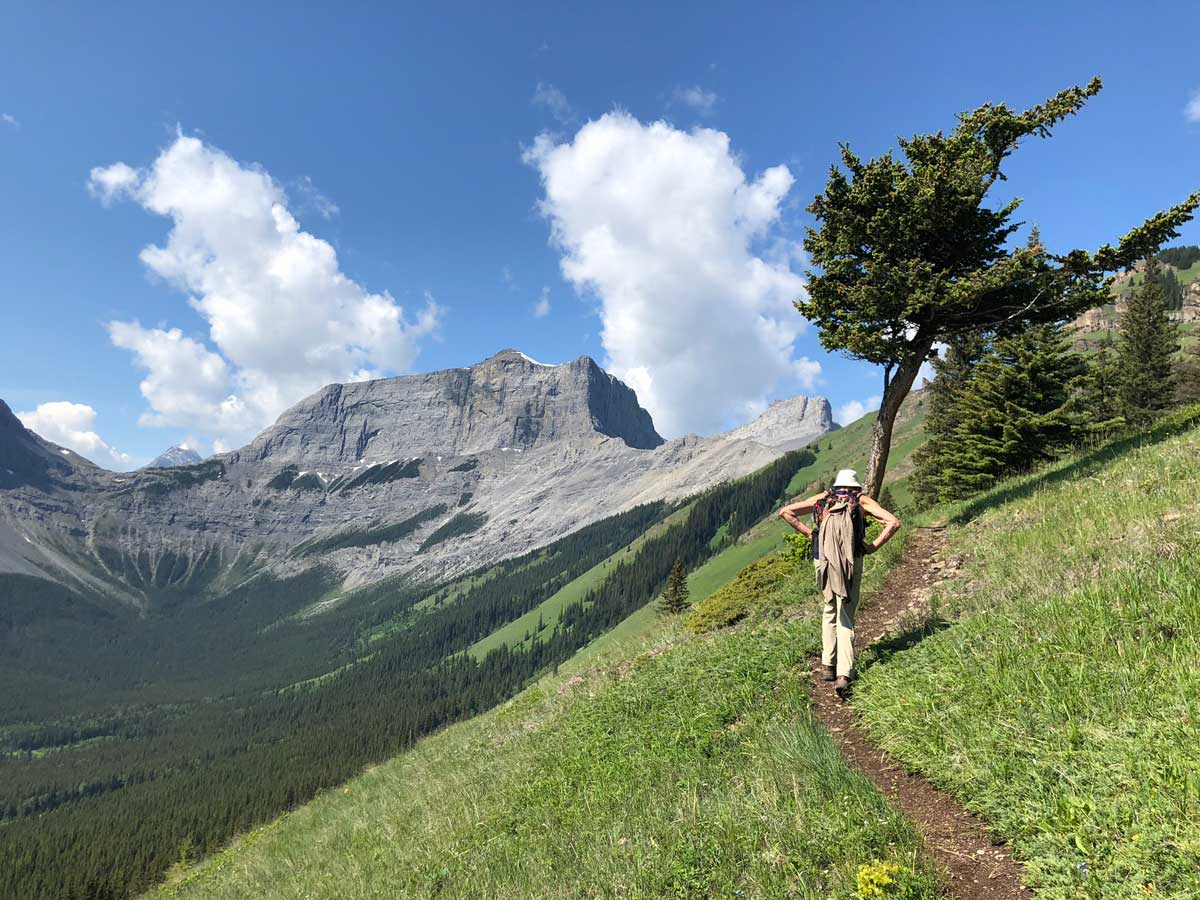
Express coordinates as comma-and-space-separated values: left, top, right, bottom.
859, 494, 901, 554
777, 493, 825, 538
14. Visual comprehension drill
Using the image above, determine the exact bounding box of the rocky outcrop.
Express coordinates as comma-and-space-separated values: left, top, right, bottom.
1183, 280, 1200, 324
719, 396, 834, 450
1071, 261, 1200, 344
0, 353, 832, 609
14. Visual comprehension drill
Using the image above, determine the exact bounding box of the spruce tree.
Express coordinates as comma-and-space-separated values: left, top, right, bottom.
1076, 330, 1125, 434
659, 559, 690, 615
1175, 342, 1200, 406
1117, 257, 1180, 427
911, 335, 986, 508
934, 323, 1086, 498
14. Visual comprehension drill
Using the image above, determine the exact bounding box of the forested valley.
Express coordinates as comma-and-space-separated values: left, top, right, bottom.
0, 449, 811, 900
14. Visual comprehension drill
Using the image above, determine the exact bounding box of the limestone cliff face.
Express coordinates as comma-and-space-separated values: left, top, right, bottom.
0, 353, 831, 609
239, 349, 662, 468
719, 396, 834, 451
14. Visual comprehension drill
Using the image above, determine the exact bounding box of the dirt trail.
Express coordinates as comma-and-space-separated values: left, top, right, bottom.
808, 526, 1033, 900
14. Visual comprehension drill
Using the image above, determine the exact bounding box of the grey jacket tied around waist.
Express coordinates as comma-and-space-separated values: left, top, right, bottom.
817, 498, 860, 600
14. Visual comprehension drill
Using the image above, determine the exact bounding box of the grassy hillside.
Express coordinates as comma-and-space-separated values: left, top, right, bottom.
853, 406, 1200, 898
148, 520, 942, 900
145, 404, 1200, 900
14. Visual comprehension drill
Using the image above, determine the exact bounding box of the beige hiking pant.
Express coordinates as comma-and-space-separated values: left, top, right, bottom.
819, 559, 862, 678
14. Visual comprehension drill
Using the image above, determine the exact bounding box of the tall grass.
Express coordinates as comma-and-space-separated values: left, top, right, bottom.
854, 409, 1200, 898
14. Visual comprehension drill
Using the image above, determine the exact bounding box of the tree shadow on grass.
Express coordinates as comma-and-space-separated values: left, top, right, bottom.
949, 406, 1200, 526
854, 613, 951, 680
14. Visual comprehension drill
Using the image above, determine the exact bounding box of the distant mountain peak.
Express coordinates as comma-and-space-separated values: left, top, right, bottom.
145, 445, 203, 469
720, 395, 834, 451
485, 348, 558, 368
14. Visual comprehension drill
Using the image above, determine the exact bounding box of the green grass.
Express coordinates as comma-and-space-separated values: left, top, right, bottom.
465, 505, 693, 659
148, 525, 939, 900
853, 406, 1200, 898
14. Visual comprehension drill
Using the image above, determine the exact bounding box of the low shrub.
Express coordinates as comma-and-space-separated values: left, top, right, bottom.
685, 554, 797, 633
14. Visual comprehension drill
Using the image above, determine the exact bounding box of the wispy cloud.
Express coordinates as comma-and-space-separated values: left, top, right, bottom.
533, 286, 551, 318
1186, 88, 1200, 123
292, 175, 339, 219
673, 86, 718, 116
532, 82, 575, 124
501, 265, 516, 288
2, 112, 20, 131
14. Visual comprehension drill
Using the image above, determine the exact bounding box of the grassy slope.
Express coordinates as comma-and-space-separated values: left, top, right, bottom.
149, 521, 941, 900
465, 504, 694, 659
854, 408, 1200, 898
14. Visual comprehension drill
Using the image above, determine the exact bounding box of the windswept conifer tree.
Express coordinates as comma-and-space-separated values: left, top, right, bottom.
800, 78, 1199, 497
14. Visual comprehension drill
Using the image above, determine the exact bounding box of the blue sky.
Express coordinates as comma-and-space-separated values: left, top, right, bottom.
2, 1, 1199, 467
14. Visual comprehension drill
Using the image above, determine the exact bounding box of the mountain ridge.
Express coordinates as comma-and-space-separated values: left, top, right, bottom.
0, 350, 833, 609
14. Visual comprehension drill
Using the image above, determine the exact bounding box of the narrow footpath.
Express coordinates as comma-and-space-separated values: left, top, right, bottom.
808, 526, 1033, 900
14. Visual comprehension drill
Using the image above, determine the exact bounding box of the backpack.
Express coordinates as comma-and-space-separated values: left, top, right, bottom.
811, 488, 866, 560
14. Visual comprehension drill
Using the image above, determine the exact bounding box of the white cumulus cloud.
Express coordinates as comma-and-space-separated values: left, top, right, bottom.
90, 133, 441, 448
87, 161, 140, 203
673, 86, 718, 115
17, 402, 138, 471
1186, 88, 1200, 123
524, 112, 815, 437
533, 286, 551, 318
834, 395, 881, 427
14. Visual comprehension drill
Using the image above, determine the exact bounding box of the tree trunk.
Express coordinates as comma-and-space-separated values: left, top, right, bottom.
863, 343, 932, 498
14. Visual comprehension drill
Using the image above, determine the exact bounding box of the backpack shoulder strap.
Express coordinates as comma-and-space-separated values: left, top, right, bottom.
813, 490, 833, 524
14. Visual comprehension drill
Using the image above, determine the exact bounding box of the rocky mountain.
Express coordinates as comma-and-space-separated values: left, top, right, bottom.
145, 445, 203, 469
0, 350, 833, 609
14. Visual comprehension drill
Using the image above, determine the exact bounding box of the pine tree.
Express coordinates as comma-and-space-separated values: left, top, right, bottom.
921, 324, 1085, 500
1117, 257, 1180, 427
658, 559, 691, 615
911, 335, 985, 508
875, 484, 898, 514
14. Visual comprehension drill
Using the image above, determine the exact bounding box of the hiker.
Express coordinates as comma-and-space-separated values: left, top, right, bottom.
778, 469, 901, 698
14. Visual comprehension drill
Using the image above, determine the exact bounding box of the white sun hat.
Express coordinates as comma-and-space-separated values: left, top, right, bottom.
832, 468, 861, 488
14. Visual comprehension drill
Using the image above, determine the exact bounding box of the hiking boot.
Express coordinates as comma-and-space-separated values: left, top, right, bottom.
820, 665, 837, 682
833, 676, 852, 699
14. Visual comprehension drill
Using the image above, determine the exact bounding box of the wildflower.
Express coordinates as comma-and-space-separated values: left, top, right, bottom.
343, 788, 350, 795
